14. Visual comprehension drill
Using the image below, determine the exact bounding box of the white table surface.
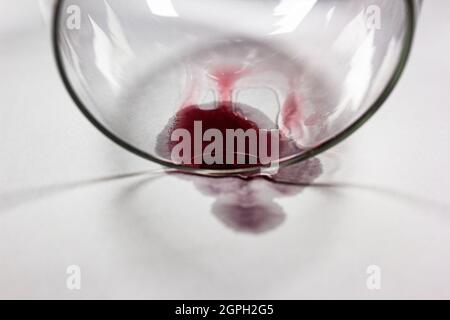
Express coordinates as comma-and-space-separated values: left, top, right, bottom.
1, 0, 450, 299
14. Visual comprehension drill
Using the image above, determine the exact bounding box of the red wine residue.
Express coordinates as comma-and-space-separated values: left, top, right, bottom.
157, 66, 303, 169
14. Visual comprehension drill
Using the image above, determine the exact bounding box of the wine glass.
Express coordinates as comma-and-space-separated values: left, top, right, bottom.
52, 0, 421, 176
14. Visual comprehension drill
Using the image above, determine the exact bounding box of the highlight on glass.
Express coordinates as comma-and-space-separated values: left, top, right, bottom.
52, 0, 421, 176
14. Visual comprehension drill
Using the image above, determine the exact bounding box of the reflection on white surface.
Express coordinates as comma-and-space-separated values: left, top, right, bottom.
38, 0, 54, 24
176, 158, 323, 234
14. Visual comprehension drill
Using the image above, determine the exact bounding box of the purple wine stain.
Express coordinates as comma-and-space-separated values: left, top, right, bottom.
156, 102, 323, 234
172, 158, 322, 234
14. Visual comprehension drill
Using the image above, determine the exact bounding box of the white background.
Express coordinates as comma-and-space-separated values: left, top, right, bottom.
0, 0, 449, 299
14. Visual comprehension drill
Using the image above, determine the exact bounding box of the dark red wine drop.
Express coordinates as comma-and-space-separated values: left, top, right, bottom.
168, 103, 272, 169
156, 67, 302, 170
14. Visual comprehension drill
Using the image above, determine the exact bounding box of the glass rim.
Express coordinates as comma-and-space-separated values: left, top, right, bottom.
51, 0, 419, 177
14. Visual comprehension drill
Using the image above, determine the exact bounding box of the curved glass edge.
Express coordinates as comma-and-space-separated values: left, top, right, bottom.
51, 0, 419, 177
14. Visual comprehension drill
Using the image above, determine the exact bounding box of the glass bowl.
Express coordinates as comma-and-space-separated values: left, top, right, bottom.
52, 0, 420, 176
